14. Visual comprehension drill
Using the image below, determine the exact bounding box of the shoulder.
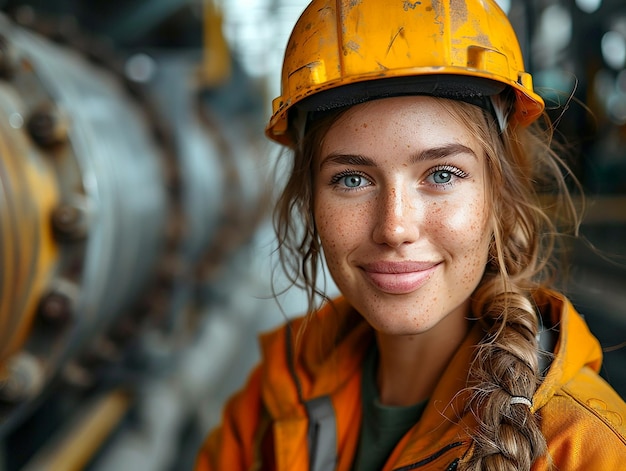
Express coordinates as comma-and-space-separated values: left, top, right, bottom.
538, 366, 626, 468
196, 366, 265, 471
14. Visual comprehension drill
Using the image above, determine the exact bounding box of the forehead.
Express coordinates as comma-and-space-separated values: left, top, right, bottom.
321, 96, 483, 156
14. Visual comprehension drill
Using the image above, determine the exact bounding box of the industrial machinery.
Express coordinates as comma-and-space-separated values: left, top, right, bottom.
0, 2, 271, 469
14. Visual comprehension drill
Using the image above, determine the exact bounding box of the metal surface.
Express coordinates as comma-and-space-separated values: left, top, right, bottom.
0, 13, 169, 435
0, 7, 270, 459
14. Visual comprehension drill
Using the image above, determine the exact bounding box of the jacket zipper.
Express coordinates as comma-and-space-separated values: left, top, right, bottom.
392, 441, 464, 470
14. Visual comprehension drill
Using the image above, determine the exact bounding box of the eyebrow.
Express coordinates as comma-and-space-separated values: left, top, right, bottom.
411, 143, 477, 163
319, 143, 477, 170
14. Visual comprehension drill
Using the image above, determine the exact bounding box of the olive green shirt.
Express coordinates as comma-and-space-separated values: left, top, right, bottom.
352, 346, 427, 471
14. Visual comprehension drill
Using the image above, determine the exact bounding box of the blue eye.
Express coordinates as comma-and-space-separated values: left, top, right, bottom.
343, 175, 364, 187
426, 165, 468, 187
330, 171, 371, 190
432, 170, 452, 184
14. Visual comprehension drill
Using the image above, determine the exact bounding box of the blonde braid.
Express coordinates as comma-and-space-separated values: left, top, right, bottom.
461, 215, 549, 471
463, 287, 547, 471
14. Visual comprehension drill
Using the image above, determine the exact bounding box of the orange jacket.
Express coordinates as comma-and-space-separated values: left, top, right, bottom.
196, 290, 626, 470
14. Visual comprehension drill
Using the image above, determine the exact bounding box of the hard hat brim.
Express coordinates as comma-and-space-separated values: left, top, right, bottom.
298, 75, 506, 113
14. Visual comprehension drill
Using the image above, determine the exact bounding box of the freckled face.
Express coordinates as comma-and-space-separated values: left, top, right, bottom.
313, 96, 492, 337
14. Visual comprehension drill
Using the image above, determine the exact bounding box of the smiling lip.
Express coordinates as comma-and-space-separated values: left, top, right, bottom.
360, 261, 440, 294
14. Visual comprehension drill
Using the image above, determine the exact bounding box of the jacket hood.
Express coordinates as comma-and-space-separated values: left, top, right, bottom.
532, 289, 604, 411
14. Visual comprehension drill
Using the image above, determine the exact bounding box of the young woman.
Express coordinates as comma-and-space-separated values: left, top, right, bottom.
196, 0, 626, 469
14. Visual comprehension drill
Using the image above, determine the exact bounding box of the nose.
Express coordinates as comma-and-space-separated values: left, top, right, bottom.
372, 185, 419, 247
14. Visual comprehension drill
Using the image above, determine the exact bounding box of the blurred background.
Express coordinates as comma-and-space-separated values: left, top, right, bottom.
0, 0, 623, 470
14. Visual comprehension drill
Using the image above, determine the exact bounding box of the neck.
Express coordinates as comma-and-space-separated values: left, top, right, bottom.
375, 308, 472, 406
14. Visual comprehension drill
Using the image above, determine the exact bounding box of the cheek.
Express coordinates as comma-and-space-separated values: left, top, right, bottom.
429, 197, 491, 260
315, 191, 372, 236
315, 198, 372, 269
315, 202, 351, 287
315, 199, 352, 253
433, 201, 491, 296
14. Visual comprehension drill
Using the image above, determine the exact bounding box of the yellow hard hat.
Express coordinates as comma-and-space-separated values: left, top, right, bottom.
266, 0, 545, 146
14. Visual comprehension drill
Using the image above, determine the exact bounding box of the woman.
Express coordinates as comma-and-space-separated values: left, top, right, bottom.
196, 0, 626, 469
